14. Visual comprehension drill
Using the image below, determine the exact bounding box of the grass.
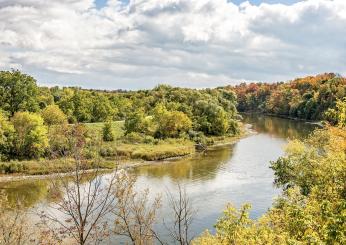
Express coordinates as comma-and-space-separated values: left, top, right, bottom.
84, 121, 125, 139
115, 140, 195, 161
100, 138, 195, 161
84, 121, 195, 161
0, 159, 116, 175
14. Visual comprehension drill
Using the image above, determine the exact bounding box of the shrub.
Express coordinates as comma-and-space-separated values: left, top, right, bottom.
143, 135, 158, 144
122, 132, 145, 144
99, 145, 117, 157
0, 162, 24, 174
102, 121, 115, 142
189, 130, 208, 145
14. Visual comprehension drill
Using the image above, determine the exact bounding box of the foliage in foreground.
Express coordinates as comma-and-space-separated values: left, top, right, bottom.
194, 126, 346, 244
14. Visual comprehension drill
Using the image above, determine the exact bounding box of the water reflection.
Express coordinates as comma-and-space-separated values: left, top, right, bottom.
0, 180, 49, 208
242, 114, 318, 139
133, 146, 234, 182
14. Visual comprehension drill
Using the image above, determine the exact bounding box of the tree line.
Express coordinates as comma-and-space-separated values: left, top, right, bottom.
228, 73, 346, 125
0, 70, 240, 162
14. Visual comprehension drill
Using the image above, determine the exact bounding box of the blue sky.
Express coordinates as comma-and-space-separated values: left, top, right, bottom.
1, 0, 345, 89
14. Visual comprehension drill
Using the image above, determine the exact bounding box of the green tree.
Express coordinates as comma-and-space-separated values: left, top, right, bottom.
41, 105, 67, 126
0, 70, 40, 115
12, 112, 49, 159
0, 111, 14, 160
56, 88, 76, 123
92, 94, 115, 122
37, 87, 54, 109
325, 97, 346, 127
195, 101, 230, 136
154, 109, 192, 138
72, 90, 93, 122
102, 121, 115, 142
124, 110, 152, 135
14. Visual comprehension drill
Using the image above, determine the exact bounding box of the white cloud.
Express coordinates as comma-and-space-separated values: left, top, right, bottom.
0, 0, 345, 89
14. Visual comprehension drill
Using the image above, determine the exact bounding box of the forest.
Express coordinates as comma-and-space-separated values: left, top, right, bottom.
228, 73, 346, 124
0, 70, 240, 173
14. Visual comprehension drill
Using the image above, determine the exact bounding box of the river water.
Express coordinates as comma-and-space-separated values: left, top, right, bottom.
0, 114, 317, 242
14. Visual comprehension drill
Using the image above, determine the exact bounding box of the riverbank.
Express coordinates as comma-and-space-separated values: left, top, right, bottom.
240, 112, 325, 127
0, 127, 248, 181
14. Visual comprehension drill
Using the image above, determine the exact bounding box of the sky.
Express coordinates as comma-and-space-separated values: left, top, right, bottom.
0, 0, 345, 90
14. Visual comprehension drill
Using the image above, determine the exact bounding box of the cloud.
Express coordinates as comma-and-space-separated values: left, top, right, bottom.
0, 0, 345, 89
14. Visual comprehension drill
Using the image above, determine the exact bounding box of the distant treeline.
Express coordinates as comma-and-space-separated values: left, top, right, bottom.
0, 70, 240, 161
227, 73, 346, 124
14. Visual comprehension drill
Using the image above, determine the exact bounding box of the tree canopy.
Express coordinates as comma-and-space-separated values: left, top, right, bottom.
229, 73, 346, 124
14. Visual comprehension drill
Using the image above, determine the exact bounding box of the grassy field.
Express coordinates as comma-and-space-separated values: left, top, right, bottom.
84, 121, 125, 139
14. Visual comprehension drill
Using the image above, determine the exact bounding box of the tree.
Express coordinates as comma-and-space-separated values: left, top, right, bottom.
112, 171, 162, 244
195, 101, 230, 136
230, 73, 346, 122
0, 193, 33, 245
92, 95, 115, 122
124, 110, 152, 135
12, 112, 49, 159
0, 111, 14, 160
41, 105, 67, 126
154, 109, 192, 138
195, 126, 346, 244
0, 70, 40, 115
40, 126, 117, 245
37, 87, 54, 109
325, 97, 346, 127
72, 90, 93, 122
56, 88, 76, 123
164, 185, 196, 245
102, 121, 114, 142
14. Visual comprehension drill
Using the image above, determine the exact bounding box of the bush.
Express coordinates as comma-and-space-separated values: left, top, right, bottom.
189, 130, 208, 145
122, 132, 145, 144
143, 135, 158, 144
0, 162, 25, 174
102, 121, 115, 142
99, 145, 117, 157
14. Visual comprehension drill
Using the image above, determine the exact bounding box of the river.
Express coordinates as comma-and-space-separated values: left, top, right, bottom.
0, 114, 317, 242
